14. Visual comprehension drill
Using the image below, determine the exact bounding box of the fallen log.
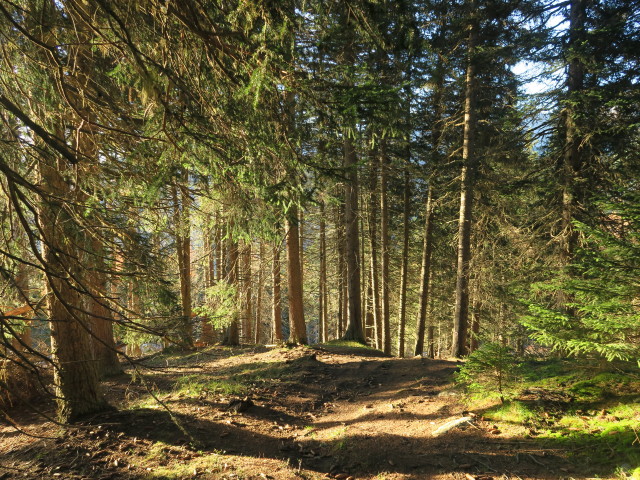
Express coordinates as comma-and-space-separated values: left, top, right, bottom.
432, 416, 475, 436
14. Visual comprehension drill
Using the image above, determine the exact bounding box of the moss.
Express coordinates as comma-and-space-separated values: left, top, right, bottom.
173, 375, 246, 397
484, 400, 536, 424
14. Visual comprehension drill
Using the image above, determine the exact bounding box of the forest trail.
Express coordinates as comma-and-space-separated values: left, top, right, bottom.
1, 346, 593, 480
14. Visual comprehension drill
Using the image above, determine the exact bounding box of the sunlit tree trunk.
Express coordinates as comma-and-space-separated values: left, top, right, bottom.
397, 169, 411, 358
379, 140, 391, 354
452, 6, 478, 358
242, 242, 252, 343
88, 237, 121, 376
39, 159, 108, 421
201, 216, 215, 344
299, 209, 304, 290
255, 241, 264, 344
287, 206, 307, 344
319, 202, 328, 343
342, 131, 364, 343
172, 181, 193, 348
414, 187, 435, 356
368, 151, 382, 349
272, 241, 283, 342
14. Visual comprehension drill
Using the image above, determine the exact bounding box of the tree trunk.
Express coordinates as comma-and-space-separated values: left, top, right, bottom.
319, 202, 328, 343
272, 241, 283, 342
360, 212, 367, 336
427, 326, 435, 359
336, 201, 346, 338
342, 134, 364, 343
379, 140, 391, 355
397, 169, 411, 358
255, 241, 264, 344
242, 242, 252, 343
201, 216, 215, 344
172, 182, 193, 348
39, 159, 108, 421
561, 0, 586, 265
451, 9, 478, 358
286, 206, 307, 344
299, 209, 304, 290
368, 150, 382, 350
414, 187, 435, 356
87, 237, 121, 376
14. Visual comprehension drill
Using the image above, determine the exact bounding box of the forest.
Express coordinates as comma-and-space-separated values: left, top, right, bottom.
0, 0, 639, 479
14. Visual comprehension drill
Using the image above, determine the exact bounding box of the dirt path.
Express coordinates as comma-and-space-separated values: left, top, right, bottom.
0, 346, 591, 480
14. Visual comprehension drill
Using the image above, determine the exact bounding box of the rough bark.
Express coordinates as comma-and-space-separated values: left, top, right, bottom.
242, 242, 252, 343
286, 206, 307, 344
255, 241, 264, 344
397, 169, 411, 358
451, 9, 478, 358
342, 134, 365, 343
39, 159, 108, 421
427, 326, 435, 359
272, 241, 283, 342
87, 237, 121, 376
368, 151, 382, 349
201, 217, 215, 344
172, 182, 193, 348
379, 141, 391, 355
319, 202, 328, 343
414, 187, 435, 356
336, 201, 346, 338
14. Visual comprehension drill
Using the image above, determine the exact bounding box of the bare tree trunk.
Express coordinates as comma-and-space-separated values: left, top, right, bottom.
360, 213, 367, 336
336, 202, 345, 338
242, 242, 252, 343
287, 207, 307, 344
368, 152, 382, 349
379, 142, 391, 354
88, 237, 121, 376
272, 241, 283, 342
342, 133, 364, 343
255, 241, 264, 344
319, 202, 328, 343
397, 169, 411, 358
414, 188, 435, 356
451, 8, 478, 358
215, 211, 223, 283
299, 209, 304, 290
39, 159, 108, 421
201, 215, 215, 344
126, 273, 142, 357
172, 181, 193, 348
427, 326, 435, 359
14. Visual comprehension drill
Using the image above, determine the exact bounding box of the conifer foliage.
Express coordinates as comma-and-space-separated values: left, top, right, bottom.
0, 0, 638, 420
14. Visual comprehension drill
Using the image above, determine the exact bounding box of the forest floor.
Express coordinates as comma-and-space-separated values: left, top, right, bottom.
1, 344, 639, 480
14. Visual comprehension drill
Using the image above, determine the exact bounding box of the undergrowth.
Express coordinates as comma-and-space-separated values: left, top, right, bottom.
464, 356, 640, 478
